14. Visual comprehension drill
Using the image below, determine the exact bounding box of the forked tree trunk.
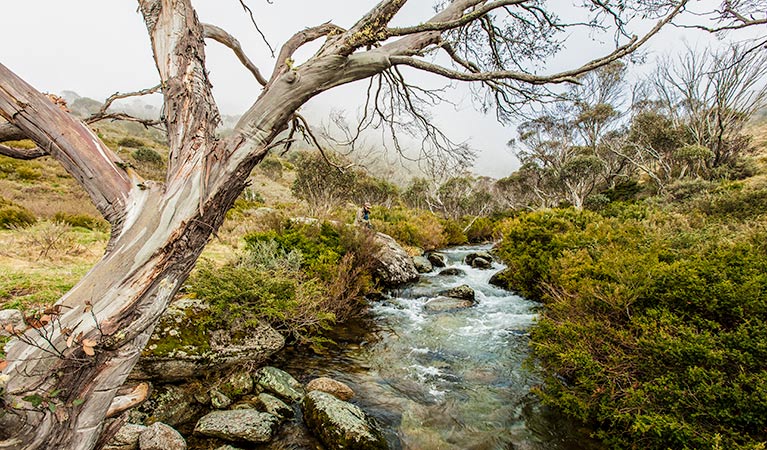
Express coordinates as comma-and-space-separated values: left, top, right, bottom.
0, 2, 392, 446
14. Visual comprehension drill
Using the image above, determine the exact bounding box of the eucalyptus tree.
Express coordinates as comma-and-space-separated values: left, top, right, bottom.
0, 1, 687, 448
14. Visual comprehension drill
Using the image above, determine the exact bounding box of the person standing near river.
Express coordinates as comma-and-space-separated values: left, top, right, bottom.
356, 202, 372, 229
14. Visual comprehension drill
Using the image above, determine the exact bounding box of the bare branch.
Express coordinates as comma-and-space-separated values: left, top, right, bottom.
83, 85, 164, 129
295, 113, 353, 172
268, 22, 346, 85
330, 0, 415, 55
203, 23, 268, 86
390, 1, 687, 85
386, 0, 527, 37
236, 0, 276, 57
0, 144, 47, 160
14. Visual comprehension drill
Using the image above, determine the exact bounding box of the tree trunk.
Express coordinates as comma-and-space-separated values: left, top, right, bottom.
0, 177, 248, 449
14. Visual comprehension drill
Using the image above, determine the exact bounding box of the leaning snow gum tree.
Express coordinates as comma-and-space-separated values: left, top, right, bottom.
0, 1, 686, 448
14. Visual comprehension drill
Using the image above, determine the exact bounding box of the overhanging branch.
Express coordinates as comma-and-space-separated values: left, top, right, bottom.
203, 23, 268, 86
0, 63, 133, 226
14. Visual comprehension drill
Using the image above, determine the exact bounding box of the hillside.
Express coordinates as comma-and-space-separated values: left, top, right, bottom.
0, 121, 303, 310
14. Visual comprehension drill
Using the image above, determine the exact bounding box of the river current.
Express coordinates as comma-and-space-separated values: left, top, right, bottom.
278, 245, 602, 450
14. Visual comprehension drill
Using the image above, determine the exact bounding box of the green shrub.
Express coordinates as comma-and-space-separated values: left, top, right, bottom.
52, 212, 108, 231
0, 156, 44, 181
14, 166, 42, 181
464, 217, 495, 243
441, 218, 467, 246
258, 157, 283, 180
696, 184, 767, 220
0, 198, 36, 229
188, 220, 380, 350
374, 206, 447, 251
498, 207, 767, 450
494, 208, 603, 299
131, 147, 163, 164
118, 137, 146, 148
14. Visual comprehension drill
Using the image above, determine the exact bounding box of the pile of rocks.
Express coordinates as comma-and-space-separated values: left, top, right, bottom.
110, 367, 387, 450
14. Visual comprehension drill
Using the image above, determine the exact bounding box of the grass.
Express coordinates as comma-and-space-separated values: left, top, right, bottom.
0, 227, 106, 311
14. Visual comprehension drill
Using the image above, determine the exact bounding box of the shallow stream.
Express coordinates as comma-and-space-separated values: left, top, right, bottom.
278, 245, 602, 450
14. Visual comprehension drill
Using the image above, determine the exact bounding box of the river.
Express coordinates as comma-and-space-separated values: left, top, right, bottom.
276, 245, 602, 450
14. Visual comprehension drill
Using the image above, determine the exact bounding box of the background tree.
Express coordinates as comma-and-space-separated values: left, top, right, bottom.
0, 1, 687, 448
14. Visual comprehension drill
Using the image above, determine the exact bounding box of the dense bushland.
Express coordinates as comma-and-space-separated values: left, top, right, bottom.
496, 194, 767, 449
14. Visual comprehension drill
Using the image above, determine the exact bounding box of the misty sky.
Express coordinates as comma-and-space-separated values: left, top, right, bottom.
0, 1, 736, 178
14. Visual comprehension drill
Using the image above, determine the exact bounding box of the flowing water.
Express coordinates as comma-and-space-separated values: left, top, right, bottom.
278, 245, 602, 450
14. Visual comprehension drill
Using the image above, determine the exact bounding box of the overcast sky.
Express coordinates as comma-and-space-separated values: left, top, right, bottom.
0, 1, 739, 178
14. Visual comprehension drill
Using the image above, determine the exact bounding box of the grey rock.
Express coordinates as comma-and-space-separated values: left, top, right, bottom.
427, 252, 447, 268
471, 256, 492, 269
438, 267, 465, 277
423, 296, 475, 313
254, 366, 304, 403
372, 232, 419, 286
465, 251, 493, 266
194, 409, 279, 444
138, 422, 186, 450
488, 269, 513, 290
213, 446, 242, 450
132, 299, 285, 382
302, 390, 387, 450
438, 284, 475, 301
412, 256, 433, 273
0, 309, 23, 337
220, 370, 254, 398
210, 388, 232, 410
104, 423, 146, 450
257, 393, 294, 419
306, 377, 355, 401
138, 384, 204, 428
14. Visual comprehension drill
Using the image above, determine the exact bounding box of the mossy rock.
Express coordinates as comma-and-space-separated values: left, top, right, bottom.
134, 299, 284, 382
302, 391, 388, 450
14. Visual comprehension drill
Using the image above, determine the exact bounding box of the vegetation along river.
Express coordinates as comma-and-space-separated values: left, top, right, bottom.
278, 245, 603, 450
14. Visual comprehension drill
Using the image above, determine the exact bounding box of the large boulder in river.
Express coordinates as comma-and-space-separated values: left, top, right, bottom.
254, 366, 304, 403
132, 299, 285, 382
194, 409, 279, 444
372, 232, 419, 286
471, 257, 492, 269
306, 377, 355, 401
438, 284, 475, 302
133, 384, 205, 428
412, 256, 433, 273
489, 269, 514, 290
438, 267, 465, 277
465, 251, 493, 266
427, 252, 447, 268
423, 296, 475, 313
302, 391, 388, 450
